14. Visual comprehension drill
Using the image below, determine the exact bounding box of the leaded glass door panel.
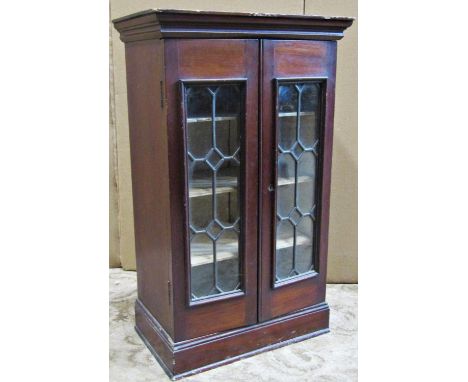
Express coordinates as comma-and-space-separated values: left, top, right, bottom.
259, 39, 337, 321
165, 39, 259, 340
275, 80, 321, 284
183, 82, 243, 302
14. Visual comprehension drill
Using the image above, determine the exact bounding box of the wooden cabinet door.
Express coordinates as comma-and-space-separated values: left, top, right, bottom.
164, 39, 259, 340
259, 39, 337, 321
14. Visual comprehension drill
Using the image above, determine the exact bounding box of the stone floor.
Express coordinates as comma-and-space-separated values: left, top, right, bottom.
109, 269, 357, 381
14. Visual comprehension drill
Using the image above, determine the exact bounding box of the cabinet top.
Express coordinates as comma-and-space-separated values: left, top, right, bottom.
113, 9, 354, 43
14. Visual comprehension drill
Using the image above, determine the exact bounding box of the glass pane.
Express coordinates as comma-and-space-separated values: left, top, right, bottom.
216, 164, 239, 227
190, 233, 215, 299
187, 120, 212, 159
188, 161, 212, 229
217, 230, 240, 292
185, 83, 243, 301
300, 83, 320, 148
278, 84, 298, 114
297, 152, 316, 213
277, 154, 295, 217
276, 220, 294, 280
275, 81, 322, 283
296, 217, 314, 274
186, 86, 212, 119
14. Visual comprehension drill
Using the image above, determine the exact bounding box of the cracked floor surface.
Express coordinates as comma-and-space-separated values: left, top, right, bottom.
110, 269, 357, 381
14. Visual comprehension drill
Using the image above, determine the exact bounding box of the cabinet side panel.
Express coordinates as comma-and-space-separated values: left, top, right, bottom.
125, 39, 173, 337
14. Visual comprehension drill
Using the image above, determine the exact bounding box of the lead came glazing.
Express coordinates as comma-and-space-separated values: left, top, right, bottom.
275, 82, 321, 282
185, 83, 243, 301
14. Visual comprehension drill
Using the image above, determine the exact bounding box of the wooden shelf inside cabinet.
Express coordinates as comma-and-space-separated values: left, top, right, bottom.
191, 227, 312, 267
277, 175, 313, 187
191, 235, 238, 267
276, 231, 311, 251
189, 175, 312, 198
189, 176, 238, 198
187, 115, 238, 123
278, 111, 315, 118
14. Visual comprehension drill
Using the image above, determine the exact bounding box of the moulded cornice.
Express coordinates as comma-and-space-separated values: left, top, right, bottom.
113, 9, 354, 43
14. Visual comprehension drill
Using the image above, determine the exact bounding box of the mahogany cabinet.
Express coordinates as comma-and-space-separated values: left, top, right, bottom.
113, 9, 353, 379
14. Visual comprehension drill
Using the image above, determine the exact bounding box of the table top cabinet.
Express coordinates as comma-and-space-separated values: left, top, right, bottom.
113, 9, 353, 379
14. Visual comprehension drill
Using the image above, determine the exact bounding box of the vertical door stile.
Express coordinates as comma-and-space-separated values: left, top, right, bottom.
257, 39, 264, 323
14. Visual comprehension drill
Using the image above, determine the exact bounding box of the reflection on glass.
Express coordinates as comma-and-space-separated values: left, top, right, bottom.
185, 83, 243, 301
275, 82, 322, 283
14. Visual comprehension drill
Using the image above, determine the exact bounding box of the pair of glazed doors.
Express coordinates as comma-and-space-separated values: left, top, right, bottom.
166, 38, 336, 339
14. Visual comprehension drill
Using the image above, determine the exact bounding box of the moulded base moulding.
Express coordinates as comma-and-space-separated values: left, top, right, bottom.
134, 298, 330, 380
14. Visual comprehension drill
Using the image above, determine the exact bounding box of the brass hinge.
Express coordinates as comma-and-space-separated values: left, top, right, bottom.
160, 80, 164, 108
